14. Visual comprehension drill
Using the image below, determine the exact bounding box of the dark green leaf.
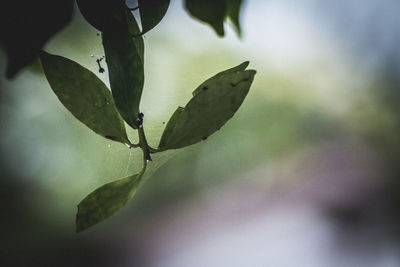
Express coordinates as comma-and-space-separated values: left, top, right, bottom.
102, 18, 144, 129
76, 0, 126, 33
185, 0, 227, 36
0, 0, 74, 78
138, 0, 170, 35
39, 51, 130, 145
226, 0, 243, 36
76, 174, 141, 232
159, 62, 256, 149
127, 11, 145, 63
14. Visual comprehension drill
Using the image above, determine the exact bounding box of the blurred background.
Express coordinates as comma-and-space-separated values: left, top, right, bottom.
1, 0, 400, 266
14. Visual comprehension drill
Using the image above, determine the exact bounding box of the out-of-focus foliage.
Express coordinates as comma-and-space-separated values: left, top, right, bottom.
137, 0, 170, 34
185, 0, 243, 36
185, 0, 227, 36
76, 0, 126, 33
0, 0, 74, 78
226, 0, 243, 36
0, 0, 243, 78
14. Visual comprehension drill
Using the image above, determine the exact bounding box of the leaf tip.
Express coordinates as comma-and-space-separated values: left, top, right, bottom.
241, 61, 250, 69
248, 69, 257, 76
215, 26, 225, 37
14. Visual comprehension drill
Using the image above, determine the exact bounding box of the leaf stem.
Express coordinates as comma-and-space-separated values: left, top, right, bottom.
139, 147, 148, 176
148, 146, 166, 154
138, 126, 152, 161
128, 142, 140, 148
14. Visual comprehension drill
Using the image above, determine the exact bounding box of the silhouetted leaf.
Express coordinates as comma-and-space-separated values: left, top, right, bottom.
102, 15, 144, 129
76, 173, 141, 232
226, 0, 243, 36
127, 11, 145, 63
185, 0, 227, 36
0, 0, 74, 78
159, 62, 256, 149
138, 0, 170, 35
76, 0, 126, 33
39, 51, 130, 144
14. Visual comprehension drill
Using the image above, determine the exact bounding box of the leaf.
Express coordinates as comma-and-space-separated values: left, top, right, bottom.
159, 62, 256, 149
126, 10, 145, 63
76, 0, 126, 33
192, 61, 249, 96
0, 0, 74, 78
102, 15, 144, 129
159, 107, 184, 148
39, 51, 130, 145
138, 0, 170, 35
226, 0, 243, 36
215, 60, 249, 76
185, 0, 227, 36
76, 173, 141, 232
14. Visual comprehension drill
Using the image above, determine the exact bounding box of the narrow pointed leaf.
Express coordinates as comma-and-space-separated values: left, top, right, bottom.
39, 51, 130, 144
76, 174, 141, 232
138, 0, 170, 34
159, 63, 256, 149
185, 0, 227, 36
226, 0, 243, 36
102, 15, 144, 129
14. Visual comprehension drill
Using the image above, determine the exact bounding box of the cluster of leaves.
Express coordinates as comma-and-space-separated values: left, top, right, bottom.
1, 0, 256, 232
